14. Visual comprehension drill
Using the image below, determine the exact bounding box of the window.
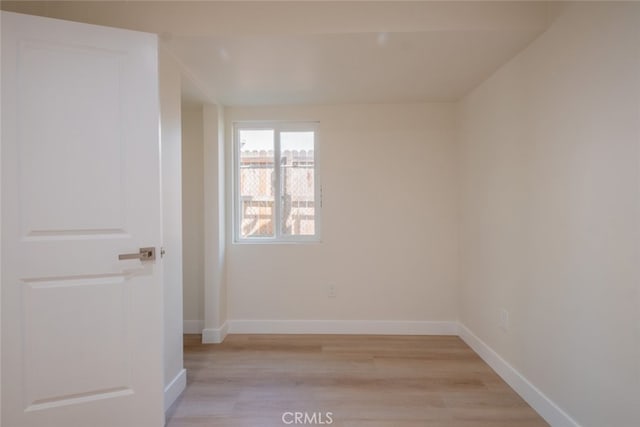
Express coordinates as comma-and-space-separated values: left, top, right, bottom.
234, 122, 320, 242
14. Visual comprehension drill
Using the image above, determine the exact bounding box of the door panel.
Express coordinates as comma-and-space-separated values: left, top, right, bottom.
2, 12, 164, 427
18, 40, 125, 236
23, 277, 130, 411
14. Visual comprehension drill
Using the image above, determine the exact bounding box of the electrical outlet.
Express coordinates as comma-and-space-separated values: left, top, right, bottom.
499, 308, 510, 332
328, 284, 337, 298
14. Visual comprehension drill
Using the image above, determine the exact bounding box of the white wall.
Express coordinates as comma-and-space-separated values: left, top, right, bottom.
225, 104, 458, 324
181, 106, 204, 330
202, 104, 227, 342
457, 3, 640, 426
159, 49, 185, 409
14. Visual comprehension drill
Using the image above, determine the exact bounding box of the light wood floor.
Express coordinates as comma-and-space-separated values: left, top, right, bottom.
166, 334, 548, 427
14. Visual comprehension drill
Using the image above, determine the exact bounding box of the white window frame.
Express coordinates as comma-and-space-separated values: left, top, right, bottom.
233, 121, 321, 243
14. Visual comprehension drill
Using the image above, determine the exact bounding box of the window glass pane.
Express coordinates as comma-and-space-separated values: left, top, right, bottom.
239, 129, 274, 238
280, 131, 315, 236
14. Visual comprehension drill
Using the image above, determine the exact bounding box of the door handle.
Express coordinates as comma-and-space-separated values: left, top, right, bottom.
118, 247, 156, 261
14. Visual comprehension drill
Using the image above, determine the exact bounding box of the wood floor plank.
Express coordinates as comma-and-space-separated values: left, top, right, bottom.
166, 334, 548, 426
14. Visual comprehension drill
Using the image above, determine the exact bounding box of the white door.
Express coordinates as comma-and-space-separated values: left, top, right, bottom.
1, 12, 164, 427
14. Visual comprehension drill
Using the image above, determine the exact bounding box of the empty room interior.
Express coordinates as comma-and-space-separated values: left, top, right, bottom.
1, 1, 639, 426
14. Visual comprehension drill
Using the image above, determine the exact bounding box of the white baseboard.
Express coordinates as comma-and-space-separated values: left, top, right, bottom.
458, 324, 581, 427
202, 321, 228, 344
164, 368, 186, 412
183, 320, 204, 335
227, 319, 459, 336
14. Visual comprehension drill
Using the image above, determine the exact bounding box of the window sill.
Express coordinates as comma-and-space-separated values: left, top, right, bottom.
232, 238, 322, 245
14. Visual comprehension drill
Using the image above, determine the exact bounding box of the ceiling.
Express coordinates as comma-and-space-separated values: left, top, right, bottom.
1, 1, 557, 106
